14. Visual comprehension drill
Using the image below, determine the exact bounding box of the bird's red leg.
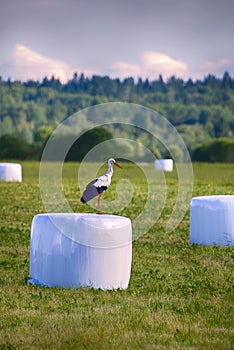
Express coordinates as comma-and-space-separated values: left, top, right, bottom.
97, 194, 101, 214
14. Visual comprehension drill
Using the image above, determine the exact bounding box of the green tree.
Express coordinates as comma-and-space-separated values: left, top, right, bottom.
0, 116, 14, 136
34, 126, 54, 145
66, 127, 113, 161
0, 134, 40, 160
193, 138, 234, 162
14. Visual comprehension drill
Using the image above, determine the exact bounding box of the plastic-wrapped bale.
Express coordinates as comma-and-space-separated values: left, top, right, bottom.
190, 195, 234, 246
29, 213, 132, 290
0, 163, 22, 182
155, 159, 173, 172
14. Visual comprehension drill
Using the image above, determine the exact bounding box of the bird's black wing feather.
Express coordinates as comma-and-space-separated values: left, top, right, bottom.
80, 179, 107, 203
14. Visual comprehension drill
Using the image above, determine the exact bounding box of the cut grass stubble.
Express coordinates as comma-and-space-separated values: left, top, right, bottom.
0, 162, 233, 349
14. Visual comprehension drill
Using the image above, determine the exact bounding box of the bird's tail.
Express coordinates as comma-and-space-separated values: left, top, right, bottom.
80, 196, 86, 204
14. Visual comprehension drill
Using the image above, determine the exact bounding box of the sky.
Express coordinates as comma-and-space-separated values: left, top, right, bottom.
0, 0, 234, 82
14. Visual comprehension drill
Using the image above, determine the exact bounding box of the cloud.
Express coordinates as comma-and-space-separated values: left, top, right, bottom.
12, 45, 189, 82
202, 58, 234, 74
6, 45, 233, 82
141, 51, 188, 78
13, 44, 99, 82
111, 51, 189, 80
13, 44, 72, 82
110, 62, 141, 78
190, 58, 234, 80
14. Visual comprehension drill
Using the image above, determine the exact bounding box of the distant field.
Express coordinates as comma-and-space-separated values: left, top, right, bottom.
0, 162, 233, 349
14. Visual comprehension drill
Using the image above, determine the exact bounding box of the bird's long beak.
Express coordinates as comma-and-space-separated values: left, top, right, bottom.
114, 161, 122, 169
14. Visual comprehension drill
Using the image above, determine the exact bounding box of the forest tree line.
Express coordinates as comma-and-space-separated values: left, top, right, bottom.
0, 71, 234, 162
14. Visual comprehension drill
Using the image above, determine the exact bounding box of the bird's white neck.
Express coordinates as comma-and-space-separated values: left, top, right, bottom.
106, 164, 113, 176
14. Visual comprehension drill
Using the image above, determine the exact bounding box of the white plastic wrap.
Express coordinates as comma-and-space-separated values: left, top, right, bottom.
29, 213, 132, 289
0, 163, 22, 182
155, 159, 173, 172
190, 195, 234, 246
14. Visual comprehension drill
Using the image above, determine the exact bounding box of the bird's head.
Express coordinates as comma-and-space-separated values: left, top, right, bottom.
108, 158, 122, 169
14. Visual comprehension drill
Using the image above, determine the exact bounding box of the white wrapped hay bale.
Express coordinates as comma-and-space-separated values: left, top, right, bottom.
190, 195, 234, 246
29, 213, 132, 289
0, 163, 22, 182
155, 159, 173, 172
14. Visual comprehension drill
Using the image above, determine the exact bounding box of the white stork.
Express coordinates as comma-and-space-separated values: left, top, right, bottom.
80, 158, 122, 214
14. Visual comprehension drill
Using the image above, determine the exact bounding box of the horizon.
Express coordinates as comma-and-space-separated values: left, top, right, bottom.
1, 70, 233, 85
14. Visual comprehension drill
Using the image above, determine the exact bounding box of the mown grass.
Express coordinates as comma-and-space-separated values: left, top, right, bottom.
0, 162, 233, 349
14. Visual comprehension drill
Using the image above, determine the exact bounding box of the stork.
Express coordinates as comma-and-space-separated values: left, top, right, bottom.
80, 158, 122, 214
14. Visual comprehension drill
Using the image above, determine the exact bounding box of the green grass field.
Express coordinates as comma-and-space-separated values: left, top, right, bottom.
0, 162, 233, 349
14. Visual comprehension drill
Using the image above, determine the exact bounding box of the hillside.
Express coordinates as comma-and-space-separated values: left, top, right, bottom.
0, 72, 234, 160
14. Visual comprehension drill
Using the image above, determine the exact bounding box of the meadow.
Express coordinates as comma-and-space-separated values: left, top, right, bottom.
0, 161, 233, 349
